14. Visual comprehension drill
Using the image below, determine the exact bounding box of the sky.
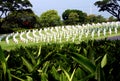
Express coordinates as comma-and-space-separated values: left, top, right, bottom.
29, 0, 112, 18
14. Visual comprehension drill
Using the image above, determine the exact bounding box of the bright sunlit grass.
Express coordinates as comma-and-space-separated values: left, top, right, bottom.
1, 31, 120, 50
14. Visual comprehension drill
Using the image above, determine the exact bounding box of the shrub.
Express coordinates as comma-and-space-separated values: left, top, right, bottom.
0, 40, 120, 81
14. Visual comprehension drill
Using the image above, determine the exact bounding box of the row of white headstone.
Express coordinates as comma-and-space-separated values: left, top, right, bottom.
3, 21, 120, 44
20, 31, 28, 43
6, 33, 14, 44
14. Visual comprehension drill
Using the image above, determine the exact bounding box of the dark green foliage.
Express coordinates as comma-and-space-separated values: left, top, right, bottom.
0, 0, 33, 33
94, 0, 120, 21
1, 9, 37, 31
62, 9, 87, 25
39, 10, 61, 27
87, 15, 106, 24
0, 0, 32, 18
0, 39, 120, 80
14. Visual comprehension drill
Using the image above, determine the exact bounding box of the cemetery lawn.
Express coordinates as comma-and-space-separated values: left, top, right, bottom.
1, 31, 120, 50
1, 22, 120, 50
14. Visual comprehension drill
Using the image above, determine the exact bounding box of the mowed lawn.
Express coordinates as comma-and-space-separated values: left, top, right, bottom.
1, 30, 120, 50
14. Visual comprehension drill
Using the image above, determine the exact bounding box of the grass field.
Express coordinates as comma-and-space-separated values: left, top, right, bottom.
1, 22, 120, 50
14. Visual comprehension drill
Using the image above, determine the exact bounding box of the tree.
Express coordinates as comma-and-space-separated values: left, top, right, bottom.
2, 9, 37, 29
66, 12, 79, 25
39, 10, 61, 27
86, 14, 106, 23
0, 0, 32, 18
62, 9, 87, 25
96, 15, 106, 23
108, 16, 117, 22
87, 14, 97, 23
0, 0, 32, 33
94, 0, 120, 21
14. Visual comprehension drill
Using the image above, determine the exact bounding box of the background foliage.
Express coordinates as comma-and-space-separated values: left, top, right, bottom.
0, 0, 32, 33
39, 10, 61, 27
62, 9, 87, 25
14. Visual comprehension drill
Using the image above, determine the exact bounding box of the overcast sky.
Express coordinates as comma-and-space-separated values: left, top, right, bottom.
29, 0, 112, 18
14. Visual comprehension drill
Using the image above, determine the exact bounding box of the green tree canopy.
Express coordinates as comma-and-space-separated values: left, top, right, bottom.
0, 0, 32, 33
0, 0, 32, 18
87, 14, 106, 23
67, 12, 79, 25
108, 16, 117, 22
62, 9, 87, 25
39, 10, 61, 27
94, 0, 120, 21
2, 9, 37, 29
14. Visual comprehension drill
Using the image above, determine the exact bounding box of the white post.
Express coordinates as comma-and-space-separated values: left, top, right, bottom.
6, 35, 10, 44
47, 36, 50, 43
50, 36, 53, 42
43, 36, 46, 42
20, 32, 28, 43
13, 32, 18, 44
91, 30, 95, 39
97, 29, 100, 37
79, 31, 83, 41
103, 28, 106, 36
115, 27, 117, 34
54, 35, 57, 43
33, 30, 39, 42
26, 30, 34, 42
109, 28, 112, 35
72, 37, 75, 42
66, 36, 69, 42
85, 30, 89, 38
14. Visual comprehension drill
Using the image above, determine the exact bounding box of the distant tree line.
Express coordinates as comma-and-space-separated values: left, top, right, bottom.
1, 9, 117, 32
0, 0, 118, 34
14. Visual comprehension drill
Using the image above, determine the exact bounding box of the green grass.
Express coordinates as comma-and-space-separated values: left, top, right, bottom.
1, 26, 120, 50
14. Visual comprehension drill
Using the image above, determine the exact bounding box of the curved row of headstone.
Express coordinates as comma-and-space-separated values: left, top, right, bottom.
5, 33, 14, 44
13, 32, 19, 44
20, 31, 28, 43
26, 30, 35, 42
2, 21, 120, 44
